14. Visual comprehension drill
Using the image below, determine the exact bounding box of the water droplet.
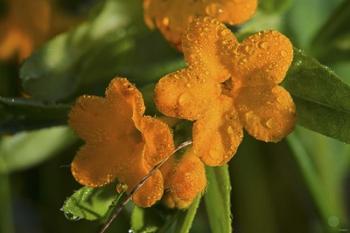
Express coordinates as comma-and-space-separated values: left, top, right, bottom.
258, 41, 268, 49
162, 17, 169, 27
116, 183, 128, 193
265, 119, 275, 129
205, 3, 223, 17
280, 50, 287, 57
178, 93, 189, 106
186, 33, 195, 41
186, 83, 192, 88
227, 126, 234, 135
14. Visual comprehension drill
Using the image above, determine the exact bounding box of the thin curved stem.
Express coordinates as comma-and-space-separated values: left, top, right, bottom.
98, 140, 193, 233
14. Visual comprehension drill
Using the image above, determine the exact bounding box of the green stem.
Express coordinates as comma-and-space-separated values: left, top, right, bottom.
0, 173, 15, 233
287, 134, 338, 232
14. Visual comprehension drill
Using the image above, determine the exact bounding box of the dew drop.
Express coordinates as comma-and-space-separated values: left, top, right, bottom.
280, 50, 288, 57
205, 3, 223, 17
265, 119, 275, 129
162, 17, 170, 27
258, 41, 268, 49
178, 93, 189, 106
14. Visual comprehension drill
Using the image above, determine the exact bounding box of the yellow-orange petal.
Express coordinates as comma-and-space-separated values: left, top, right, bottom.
71, 143, 127, 187
154, 67, 220, 121
182, 17, 238, 82
231, 30, 293, 86
105, 78, 145, 126
138, 116, 175, 167
143, 0, 257, 48
193, 96, 243, 166
132, 170, 164, 207
236, 85, 296, 142
69, 78, 144, 144
163, 192, 196, 209
161, 149, 206, 208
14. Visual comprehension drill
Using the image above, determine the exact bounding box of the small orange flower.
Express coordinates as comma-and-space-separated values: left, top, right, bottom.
0, 0, 80, 61
160, 148, 206, 209
69, 78, 175, 207
143, 0, 257, 48
155, 17, 296, 166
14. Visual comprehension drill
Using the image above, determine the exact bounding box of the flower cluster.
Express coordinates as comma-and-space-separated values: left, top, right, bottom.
69, 1, 296, 209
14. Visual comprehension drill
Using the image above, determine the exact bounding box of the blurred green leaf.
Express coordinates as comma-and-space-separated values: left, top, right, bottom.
286, 0, 343, 48
62, 184, 122, 221
283, 48, 350, 143
0, 126, 76, 173
131, 205, 164, 233
259, 0, 293, 14
0, 97, 70, 133
204, 166, 232, 233
20, 0, 181, 102
311, 0, 350, 63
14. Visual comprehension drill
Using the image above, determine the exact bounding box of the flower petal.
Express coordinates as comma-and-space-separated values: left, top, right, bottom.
138, 116, 175, 167
193, 96, 243, 166
143, 0, 257, 47
236, 85, 296, 142
71, 141, 136, 187
182, 17, 238, 82
154, 67, 220, 120
161, 149, 206, 208
131, 170, 164, 207
231, 30, 293, 85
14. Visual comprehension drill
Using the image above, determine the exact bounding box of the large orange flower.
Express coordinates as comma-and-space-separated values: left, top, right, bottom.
143, 0, 257, 48
69, 78, 175, 207
0, 0, 80, 61
155, 17, 296, 166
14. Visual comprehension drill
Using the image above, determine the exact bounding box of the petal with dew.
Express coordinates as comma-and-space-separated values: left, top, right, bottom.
183, 17, 238, 82
236, 85, 296, 142
231, 30, 293, 85
143, 0, 257, 48
154, 67, 220, 121
193, 96, 243, 166
138, 116, 175, 167
161, 149, 206, 209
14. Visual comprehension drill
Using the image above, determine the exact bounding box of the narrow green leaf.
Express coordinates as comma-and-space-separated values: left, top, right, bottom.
61, 184, 122, 221
0, 126, 76, 173
173, 195, 201, 233
259, 0, 293, 14
20, 0, 181, 102
311, 0, 350, 62
283, 48, 350, 143
0, 97, 70, 133
204, 166, 232, 233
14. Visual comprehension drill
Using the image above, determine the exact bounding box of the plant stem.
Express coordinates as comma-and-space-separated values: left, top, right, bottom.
0, 173, 15, 233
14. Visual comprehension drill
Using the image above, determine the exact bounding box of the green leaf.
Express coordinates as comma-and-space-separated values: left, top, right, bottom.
283, 48, 350, 143
259, 0, 293, 14
311, 0, 350, 63
130, 206, 162, 233
20, 0, 181, 102
204, 166, 232, 233
173, 195, 201, 233
0, 126, 76, 173
62, 184, 122, 221
0, 97, 70, 133
286, 0, 343, 48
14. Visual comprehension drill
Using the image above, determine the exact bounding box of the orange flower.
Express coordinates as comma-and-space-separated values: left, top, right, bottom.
143, 0, 257, 48
0, 0, 80, 61
160, 148, 206, 209
155, 17, 296, 166
69, 78, 175, 207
